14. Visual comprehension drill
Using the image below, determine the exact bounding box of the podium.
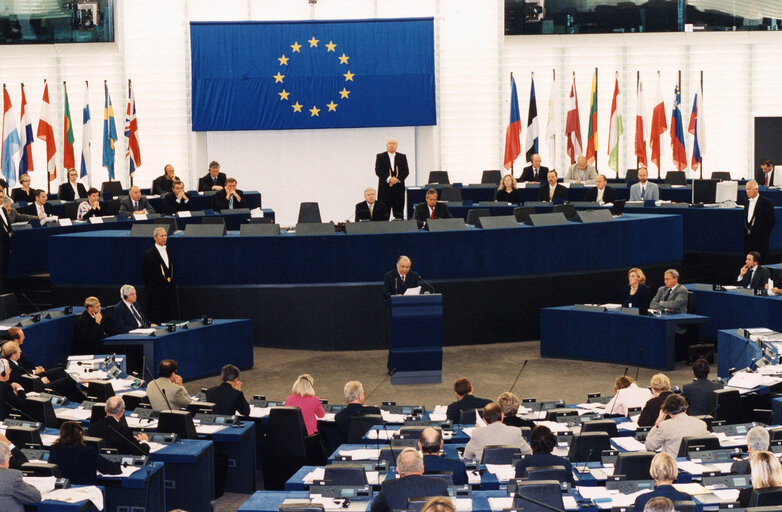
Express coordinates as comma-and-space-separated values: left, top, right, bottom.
388, 294, 443, 384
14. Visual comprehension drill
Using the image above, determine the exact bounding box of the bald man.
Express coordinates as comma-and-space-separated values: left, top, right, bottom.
419, 427, 468, 485
744, 180, 776, 259
87, 396, 150, 454
119, 186, 155, 216
151, 164, 179, 196
565, 156, 598, 185
375, 138, 409, 219
383, 255, 422, 298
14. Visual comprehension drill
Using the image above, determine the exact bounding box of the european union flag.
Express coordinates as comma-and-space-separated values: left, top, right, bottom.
190, 18, 436, 131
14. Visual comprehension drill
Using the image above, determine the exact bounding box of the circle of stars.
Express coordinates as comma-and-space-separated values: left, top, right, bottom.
274, 37, 353, 117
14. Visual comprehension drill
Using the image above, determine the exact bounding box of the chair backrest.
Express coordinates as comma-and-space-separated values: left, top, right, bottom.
710, 389, 741, 424
89, 402, 107, 424
295, 222, 335, 236
458, 408, 481, 425
240, 223, 281, 236
421, 472, 454, 486
581, 420, 618, 437
524, 465, 570, 483
297, 202, 322, 223
553, 204, 576, 219
103, 199, 121, 216
710, 171, 732, 181
266, 406, 310, 457
752, 487, 782, 507
513, 480, 565, 512
346, 414, 383, 444
62, 201, 80, 220
665, 171, 687, 185
4, 425, 42, 448
22, 396, 58, 430
86, 381, 115, 402
481, 170, 502, 184
323, 464, 367, 485
678, 435, 720, 457
613, 451, 655, 481
187, 401, 215, 415
378, 446, 397, 467
20, 462, 61, 477
769, 427, 782, 440
671, 501, 698, 512
438, 186, 462, 202
101, 181, 124, 200
568, 432, 610, 462
157, 410, 197, 439
625, 169, 639, 184
481, 444, 521, 465
513, 206, 535, 224
427, 171, 450, 184
466, 209, 491, 225
201, 216, 226, 225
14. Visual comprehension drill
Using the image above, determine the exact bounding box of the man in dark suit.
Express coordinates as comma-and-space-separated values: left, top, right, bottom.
141, 227, 174, 324
161, 180, 193, 216
210, 178, 247, 212
1, 341, 83, 403
205, 364, 250, 416
369, 448, 449, 512
682, 359, 723, 416
419, 427, 468, 485
20, 190, 52, 218
756, 158, 776, 187
518, 154, 548, 182
743, 180, 776, 259
730, 426, 769, 474
0, 358, 26, 422
585, 174, 617, 204
87, 397, 150, 454
118, 186, 155, 216
375, 138, 409, 219
383, 256, 422, 298
334, 380, 382, 441
445, 377, 493, 424
413, 188, 453, 229
0, 188, 13, 292
112, 285, 153, 333
736, 251, 770, 292
151, 164, 178, 196
355, 187, 389, 221
198, 161, 227, 192
537, 170, 568, 202
72, 297, 108, 355
57, 168, 88, 201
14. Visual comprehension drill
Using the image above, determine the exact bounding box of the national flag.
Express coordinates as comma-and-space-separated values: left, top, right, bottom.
688, 84, 705, 171
62, 82, 75, 171
102, 83, 117, 179
80, 83, 91, 181
565, 75, 583, 164
124, 80, 141, 175
634, 78, 648, 168
1, 86, 22, 188
525, 76, 539, 164
607, 76, 624, 175
36, 81, 57, 182
649, 76, 667, 171
670, 85, 687, 172
585, 71, 598, 165
19, 84, 34, 176
504, 75, 522, 170
546, 74, 560, 168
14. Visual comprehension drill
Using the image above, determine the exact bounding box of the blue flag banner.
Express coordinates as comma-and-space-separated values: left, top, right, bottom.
190, 18, 436, 131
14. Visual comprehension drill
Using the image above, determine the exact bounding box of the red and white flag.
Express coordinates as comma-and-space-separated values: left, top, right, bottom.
649, 75, 667, 172
36, 81, 57, 182
634, 78, 648, 168
565, 75, 582, 164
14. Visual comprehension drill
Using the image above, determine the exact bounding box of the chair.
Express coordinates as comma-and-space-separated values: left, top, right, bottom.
458, 408, 481, 425
421, 471, 454, 486
22, 396, 59, 430
553, 204, 576, 219
379, 446, 401, 467
671, 501, 698, 512
567, 432, 610, 462
438, 186, 462, 202
710, 389, 741, 424
297, 202, 322, 223
768, 427, 782, 440
665, 171, 687, 185
710, 172, 732, 181
20, 462, 61, 477
323, 464, 367, 485
262, 406, 324, 490
187, 401, 215, 415
89, 402, 107, 424
523, 465, 570, 483
61, 201, 80, 220
613, 452, 655, 481
86, 381, 115, 402
625, 169, 639, 184
481, 445, 521, 465
103, 199, 121, 216
751, 487, 782, 506
157, 410, 197, 439
513, 480, 565, 512
466, 208, 490, 226
481, 170, 502, 184
100, 181, 124, 200
427, 171, 450, 184
4, 425, 43, 448
201, 216, 226, 226
677, 435, 720, 457
513, 207, 535, 224
346, 414, 383, 444
544, 408, 576, 421
581, 420, 618, 437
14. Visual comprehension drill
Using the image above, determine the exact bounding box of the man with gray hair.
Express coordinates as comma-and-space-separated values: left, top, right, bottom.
72, 296, 108, 355
112, 284, 154, 334
205, 364, 250, 416
334, 380, 381, 441
743, 179, 776, 259
119, 185, 155, 216
87, 396, 150, 454
643, 497, 674, 512
141, 227, 174, 324
0, 441, 42, 511
419, 427, 468, 485
649, 269, 688, 314
370, 448, 449, 512
355, 187, 389, 221
730, 426, 769, 475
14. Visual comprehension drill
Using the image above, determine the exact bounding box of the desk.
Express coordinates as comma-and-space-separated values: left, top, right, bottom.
540, 306, 709, 370
100, 461, 165, 512
211, 421, 257, 494
34, 490, 104, 512
717, 329, 764, 379
0, 307, 84, 370
686, 285, 782, 340
151, 439, 215, 512
102, 319, 253, 380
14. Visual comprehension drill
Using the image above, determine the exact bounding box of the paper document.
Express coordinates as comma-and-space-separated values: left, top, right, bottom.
99, 466, 141, 478
249, 405, 270, 418
612, 436, 646, 452
403, 286, 421, 295
484, 464, 516, 482
126, 416, 158, 429
338, 448, 381, 460
710, 488, 740, 501
250, 208, 264, 218
44, 486, 104, 510
380, 410, 407, 423
195, 424, 227, 435
672, 482, 708, 494
146, 441, 167, 453
303, 467, 326, 483
55, 408, 92, 421
487, 497, 513, 511
23, 476, 57, 494
366, 429, 394, 440
128, 328, 157, 335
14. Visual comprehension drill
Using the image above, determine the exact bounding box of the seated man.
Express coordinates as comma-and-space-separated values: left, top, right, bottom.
446, 377, 492, 424
462, 403, 532, 461
20, 190, 52, 218
537, 170, 568, 201
768, 266, 782, 296
334, 380, 381, 441
413, 188, 453, 229
649, 269, 688, 314
57, 168, 88, 201
682, 358, 723, 416
1, 188, 41, 224
419, 427, 468, 485
519, 154, 548, 182
1, 341, 84, 403
151, 164, 178, 196
119, 186, 156, 216
112, 285, 153, 333
629, 167, 659, 201
72, 296, 108, 355
161, 180, 192, 216
564, 156, 598, 185
736, 251, 770, 292
0, 440, 42, 510
76, 188, 104, 220
355, 187, 389, 221
198, 161, 227, 192
644, 394, 710, 457
585, 174, 617, 204
87, 396, 150, 454
730, 426, 768, 474
147, 359, 191, 411
205, 364, 250, 416
210, 178, 247, 212
370, 448, 449, 512
0, 359, 26, 421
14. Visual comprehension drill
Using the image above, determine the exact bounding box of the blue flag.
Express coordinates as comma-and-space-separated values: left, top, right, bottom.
190, 18, 436, 131
102, 83, 117, 179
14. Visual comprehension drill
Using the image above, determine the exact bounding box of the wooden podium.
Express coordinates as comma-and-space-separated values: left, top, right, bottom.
388, 294, 443, 384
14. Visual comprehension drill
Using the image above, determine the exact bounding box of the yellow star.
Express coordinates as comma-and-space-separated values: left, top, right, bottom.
326, 101, 338, 111
278, 54, 289, 66
325, 41, 336, 52
291, 102, 303, 112
278, 89, 290, 101
309, 105, 320, 117
343, 70, 354, 82
339, 88, 350, 99
290, 41, 301, 53
308, 36, 319, 47
273, 72, 285, 83
338, 53, 349, 64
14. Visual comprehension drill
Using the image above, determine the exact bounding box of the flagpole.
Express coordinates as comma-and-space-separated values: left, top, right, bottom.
128, 79, 133, 188
552, 68, 556, 173
699, 70, 703, 179
43, 79, 51, 195
510, 72, 514, 174
657, 70, 661, 179
614, 70, 619, 179
678, 69, 683, 186
594, 67, 598, 171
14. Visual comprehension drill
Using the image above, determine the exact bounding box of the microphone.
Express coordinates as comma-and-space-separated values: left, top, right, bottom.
622, 367, 628, 377
144, 365, 174, 412
5, 400, 47, 431
508, 360, 529, 394
726, 336, 754, 380
104, 419, 150, 459
416, 275, 435, 294
635, 348, 643, 382
365, 368, 397, 403
19, 293, 42, 315
573, 448, 594, 487
512, 492, 567, 512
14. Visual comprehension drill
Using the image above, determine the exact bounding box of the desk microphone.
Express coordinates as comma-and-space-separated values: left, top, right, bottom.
573, 448, 594, 487
4, 400, 47, 431
622, 367, 628, 377
364, 368, 396, 403
726, 336, 754, 380
635, 348, 643, 382
513, 491, 567, 512
508, 360, 528, 394
417, 275, 435, 294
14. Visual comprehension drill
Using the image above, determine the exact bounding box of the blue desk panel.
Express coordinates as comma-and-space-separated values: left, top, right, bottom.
49, 214, 682, 286
100, 461, 165, 512
686, 285, 782, 340
540, 306, 709, 370
212, 420, 257, 494
151, 439, 215, 512
0, 307, 84, 369
717, 329, 764, 379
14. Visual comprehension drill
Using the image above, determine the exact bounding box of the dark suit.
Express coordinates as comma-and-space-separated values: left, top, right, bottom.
682, 378, 724, 416
495, 189, 523, 203
87, 415, 150, 454
744, 195, 776, 258
375, 152, 409, 219
383, 270, 421, 298
0, 380, 26, 421
10, 188, 36, 204
161, 192, 192, 216
737, 265, 770, 291
369, 474, 449, 512
413, 202, 453, 229
151, 175, 176, 195
633, 484, 691, 512
112, 300, 150, 334
423, 454, 468, 485
537, 183, 568, 201
446, 395, 493, 424
198, 172, 227, 192
7, 359, 83, 403
355, 201, 389, 221
210, 189, 247, 212
57, 182, 88, 201
637, 390, 672, 427
72, 310, 107, 355
205, 382, 250, 416
334, 403, 382, 441
118, 196, 155, 216
621, 285, 651, 314
519, 165, 549, 183
585, 185, 617, 204
756, 168, 775, 187
503, 416, 536, 428
730, 458, 750, 475
19, 202, 52, 217
48, 445, 121, 485
141, 246, 174, 324
0, 207, 11, 292
515, 453, 574, 483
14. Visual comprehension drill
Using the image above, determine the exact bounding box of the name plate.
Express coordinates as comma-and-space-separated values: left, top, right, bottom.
737, 288, 755, 296
88, 217, 103, 224
573, 304, 607, 312
177, 211, 192, 218
133, 213, 148, 221
57, 218, 72, 226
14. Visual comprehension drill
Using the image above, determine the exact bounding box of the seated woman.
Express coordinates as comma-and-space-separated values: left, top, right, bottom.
76, 187, 103, 221
284, 373, 325, 436
603, 375, 652, 417
637, 373, 672, 427
48, 421, 121, 485
495, 174, 523, 203
739, 450, 782, 507
497, 392, 534, 428
514, 425, 573, 483
11, 173, 36, 204
621, 267, 651, 314
633, 452, 691, 512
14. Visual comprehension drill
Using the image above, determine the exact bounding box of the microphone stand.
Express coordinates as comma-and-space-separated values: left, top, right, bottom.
508, 360, 529, 394
143, 365, 173, 411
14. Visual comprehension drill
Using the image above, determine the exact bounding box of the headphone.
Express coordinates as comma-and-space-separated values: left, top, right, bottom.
0, 358, 8, 377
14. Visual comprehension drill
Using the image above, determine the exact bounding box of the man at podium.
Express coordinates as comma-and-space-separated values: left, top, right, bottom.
384, 256, 421, 298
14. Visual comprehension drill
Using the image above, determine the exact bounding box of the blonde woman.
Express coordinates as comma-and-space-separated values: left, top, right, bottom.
284, 374, 325, 435
633, 453, 691, 512
739, 451, 782, 507
621, 267, 651, 314
495, 174, 522, 203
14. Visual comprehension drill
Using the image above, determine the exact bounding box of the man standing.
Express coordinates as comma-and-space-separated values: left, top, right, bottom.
147, 359, 191, 411
585, 174, 617, 204
370, 448, 449, 512
519, 154, 548, 182
743, 180, 775, 259
384, 256, 422, 298
375, 138, 409, 219
755, 158, 776, 187
736, 251, 770, 292
650, 269, 688, 314
87, 397, 150, 454
141, 227, 174, 324
151, 164, 179, 196
355, 187, 389, 221
413, 188, 453, 229
72, 296, 108, 354
629, 168, 659, 201
210, 178, 247, 212
112, 285, 153, 333
119, 186, 155, 216
205, 364, 250, 416
565, 155, 598, 185
198, 161, 227, 192
537, 170, 568, 202
162, 180, 192, 216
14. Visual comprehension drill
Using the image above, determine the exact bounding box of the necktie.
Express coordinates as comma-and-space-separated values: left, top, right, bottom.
0, 209, 8, 234
131, 304, 143, 327
534, 169, 538, 180
369, 205, 373, 219
549, 187, 554, 200
663, 288, 671, 301
766, 173, 770, 186
641, 186, 646, 200
133, 200, 138, 210
749, 268, 755, 288
229, 195, 234, 209
401, 275, 405, 284
430, 207, 435, 219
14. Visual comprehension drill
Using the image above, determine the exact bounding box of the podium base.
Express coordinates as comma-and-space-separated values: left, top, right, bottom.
391, 370, 442, 385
